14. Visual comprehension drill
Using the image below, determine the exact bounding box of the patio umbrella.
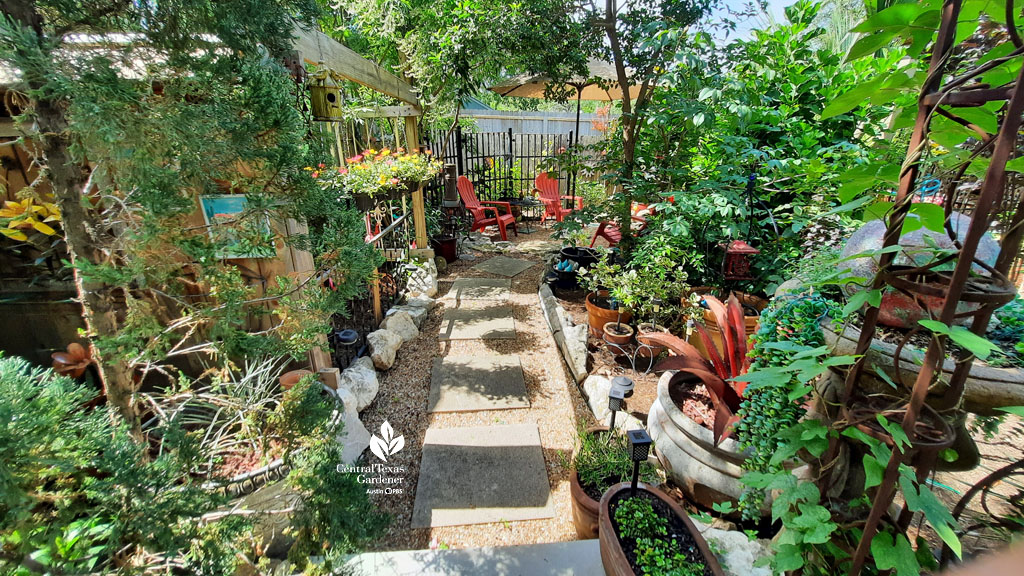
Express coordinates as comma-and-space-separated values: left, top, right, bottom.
488, 59, 639, 202
488, 59, 638, 148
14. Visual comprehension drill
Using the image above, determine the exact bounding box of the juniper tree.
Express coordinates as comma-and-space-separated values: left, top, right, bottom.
0, 1, 379, 436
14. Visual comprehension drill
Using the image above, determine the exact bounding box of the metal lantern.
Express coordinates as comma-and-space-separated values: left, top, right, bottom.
608, 387, 625, 430
722, 239, 760, 281
309, 73, 343, 121
627, 428, 653, 495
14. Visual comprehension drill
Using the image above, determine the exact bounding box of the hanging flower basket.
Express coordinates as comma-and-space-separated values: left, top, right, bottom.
309, 149, 440, 211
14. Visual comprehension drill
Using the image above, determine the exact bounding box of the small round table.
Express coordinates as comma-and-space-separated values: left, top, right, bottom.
509, 198, 545, 234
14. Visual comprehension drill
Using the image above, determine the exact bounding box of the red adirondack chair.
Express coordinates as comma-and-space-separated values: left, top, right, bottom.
534, 172, 583, 224
590, 203, 652, 247
456, 176, 518, 241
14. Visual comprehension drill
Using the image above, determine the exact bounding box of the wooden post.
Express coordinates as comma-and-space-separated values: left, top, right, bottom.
405, 115, 429, 250
282, 219, 333, 371
371, 271, 383, 325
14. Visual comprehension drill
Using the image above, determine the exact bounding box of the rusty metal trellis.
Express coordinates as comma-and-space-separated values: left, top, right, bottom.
824, 1, 1024, 573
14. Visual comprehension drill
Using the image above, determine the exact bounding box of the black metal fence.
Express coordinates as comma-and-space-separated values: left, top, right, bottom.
422, 128, 574, 207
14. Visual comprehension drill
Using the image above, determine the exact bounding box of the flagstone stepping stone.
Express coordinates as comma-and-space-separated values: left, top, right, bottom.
411, 424, 554, 528
340, 540, 605, 576
428, 355, 528, 413
443, 278, 511, 301
471, 255, 534, 277
438, 307, 515, 340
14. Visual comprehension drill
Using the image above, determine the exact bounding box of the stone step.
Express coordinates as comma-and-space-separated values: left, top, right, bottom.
428, 355, 529, 413
340, 539, 604, 576
442, 278, 511, 301
438, 307, 515, 340
411, 424, 553, 528
471, 255, 534, 277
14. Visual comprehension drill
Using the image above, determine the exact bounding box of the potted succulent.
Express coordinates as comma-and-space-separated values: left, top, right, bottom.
643, 295, 755, 509
599, 481, 724, 576
310, 148, 441, 210
581, 258, 633, 337
569, 425, 658, 539
686, 288, 767, 363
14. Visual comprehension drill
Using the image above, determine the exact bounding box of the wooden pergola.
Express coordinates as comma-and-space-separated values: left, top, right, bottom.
291, 23, 430, 370
291, 23, 429, 252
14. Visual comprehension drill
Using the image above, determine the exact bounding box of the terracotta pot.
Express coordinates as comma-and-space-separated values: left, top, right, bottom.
280, 369, 313, 390
686, 291, 767, 362
598, 482, 725, 576
586, 291, 632, 337
636, 323, 668, 358
603, 322, 635, 346
570, 425, 609, 539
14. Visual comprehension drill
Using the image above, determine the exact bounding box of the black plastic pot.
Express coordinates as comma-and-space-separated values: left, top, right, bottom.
560, 246, 600, 268
555, 266, 580, 290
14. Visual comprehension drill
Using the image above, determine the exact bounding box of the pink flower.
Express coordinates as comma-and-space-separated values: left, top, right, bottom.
317, 163, 325, 169
338, 168, 348, 175
347, 155, 364, 164
390, 178, 401, 186
311, 171, 319, 178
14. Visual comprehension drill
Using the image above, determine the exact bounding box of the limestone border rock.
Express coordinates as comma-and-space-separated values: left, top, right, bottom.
368, 329, 403, 370
381, 310, 419, 343
337, 356, 380, 412
538, 284, 588, 384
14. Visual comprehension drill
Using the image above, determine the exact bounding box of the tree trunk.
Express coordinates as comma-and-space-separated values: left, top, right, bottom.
604, 0, 638, 257
3, 0, 142, 439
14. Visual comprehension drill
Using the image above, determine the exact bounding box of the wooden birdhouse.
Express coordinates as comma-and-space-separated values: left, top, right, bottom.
309, 73, 343, 121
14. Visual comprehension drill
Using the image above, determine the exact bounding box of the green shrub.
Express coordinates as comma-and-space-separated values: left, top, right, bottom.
573, 425, 658, 499
0, 355, 385, 574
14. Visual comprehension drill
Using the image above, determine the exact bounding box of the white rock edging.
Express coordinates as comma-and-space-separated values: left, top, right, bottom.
337, 356, 379, 412
333, 387, 371, 465
381, 310, 419, 343
582, 375, 644, 432
538, 284, 588, 384
691, 517, 772, 576
367, 329, 402, 370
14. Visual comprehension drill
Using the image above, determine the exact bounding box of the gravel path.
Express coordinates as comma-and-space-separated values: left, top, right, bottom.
360, 229, 596, 551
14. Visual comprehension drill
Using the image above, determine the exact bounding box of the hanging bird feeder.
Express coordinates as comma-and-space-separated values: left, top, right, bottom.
722, 239, 759, 281
309, 71, 343, 121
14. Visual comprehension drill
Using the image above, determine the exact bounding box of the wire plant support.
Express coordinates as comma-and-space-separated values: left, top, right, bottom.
827, 1, 1024, 573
